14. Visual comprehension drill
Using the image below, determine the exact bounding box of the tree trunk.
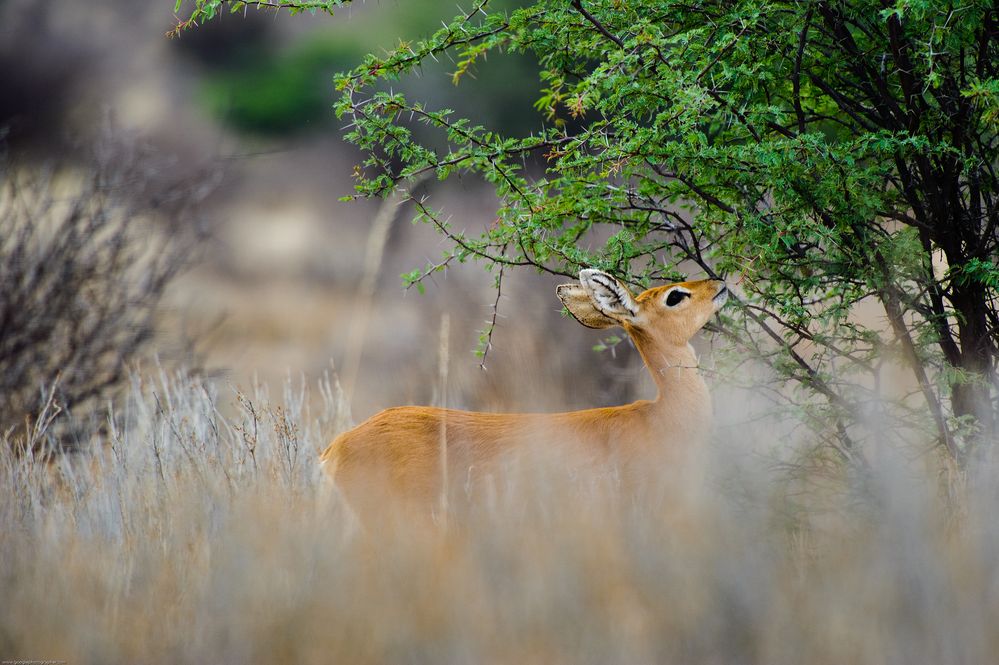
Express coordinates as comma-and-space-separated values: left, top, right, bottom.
949, 281, 997, 453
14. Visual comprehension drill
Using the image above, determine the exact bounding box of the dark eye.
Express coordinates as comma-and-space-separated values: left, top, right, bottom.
665, 289, 691, 307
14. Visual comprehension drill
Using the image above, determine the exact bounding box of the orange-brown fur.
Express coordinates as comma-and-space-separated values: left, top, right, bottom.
320, 272, 727, 515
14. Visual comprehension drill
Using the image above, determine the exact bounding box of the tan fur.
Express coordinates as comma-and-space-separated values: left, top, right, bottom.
319, 272, 728, 515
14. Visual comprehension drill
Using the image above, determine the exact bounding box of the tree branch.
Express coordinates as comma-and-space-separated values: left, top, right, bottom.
570, 0, 624, 48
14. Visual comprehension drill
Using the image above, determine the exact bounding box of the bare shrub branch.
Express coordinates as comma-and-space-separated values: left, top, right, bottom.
0, 141, 205, 454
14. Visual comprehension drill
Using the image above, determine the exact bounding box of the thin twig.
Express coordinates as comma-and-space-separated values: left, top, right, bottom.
479, 263, 506, 370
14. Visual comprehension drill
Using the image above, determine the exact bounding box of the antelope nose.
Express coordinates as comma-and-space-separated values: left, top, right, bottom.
712, 282, 729, 306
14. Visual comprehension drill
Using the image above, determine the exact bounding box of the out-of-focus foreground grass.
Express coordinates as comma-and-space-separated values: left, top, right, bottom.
2, 370, 998, 665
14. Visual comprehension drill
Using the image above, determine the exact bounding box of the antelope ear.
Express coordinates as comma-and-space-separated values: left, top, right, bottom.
578, 269, 638, 321
556, 283, 617, 329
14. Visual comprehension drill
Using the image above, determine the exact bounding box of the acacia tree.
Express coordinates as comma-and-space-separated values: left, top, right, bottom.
175, 0, 998, 466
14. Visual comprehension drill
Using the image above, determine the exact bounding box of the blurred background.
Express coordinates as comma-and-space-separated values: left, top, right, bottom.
0, 0, 667, 427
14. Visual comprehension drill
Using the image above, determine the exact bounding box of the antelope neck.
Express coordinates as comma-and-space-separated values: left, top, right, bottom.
629, 331, 709, 407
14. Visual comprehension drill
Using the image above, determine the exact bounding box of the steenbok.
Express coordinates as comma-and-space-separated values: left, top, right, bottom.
320, 269, 728, 516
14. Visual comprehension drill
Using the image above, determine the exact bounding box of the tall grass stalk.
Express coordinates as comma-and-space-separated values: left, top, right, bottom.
2, 369, 998, 664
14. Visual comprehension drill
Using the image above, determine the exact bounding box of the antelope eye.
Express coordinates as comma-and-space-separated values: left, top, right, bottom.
665, 289, 691, 307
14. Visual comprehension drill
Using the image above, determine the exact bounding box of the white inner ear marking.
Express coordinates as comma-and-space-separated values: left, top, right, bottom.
588, 272, 638, 318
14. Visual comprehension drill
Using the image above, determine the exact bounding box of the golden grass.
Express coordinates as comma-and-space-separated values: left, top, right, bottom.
2, 370, 998, 664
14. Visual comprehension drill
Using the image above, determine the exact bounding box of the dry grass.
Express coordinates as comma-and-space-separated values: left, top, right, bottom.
2, 369, 999, 665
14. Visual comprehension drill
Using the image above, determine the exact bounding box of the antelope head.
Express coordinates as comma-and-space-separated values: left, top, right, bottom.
557, 269, 728, 349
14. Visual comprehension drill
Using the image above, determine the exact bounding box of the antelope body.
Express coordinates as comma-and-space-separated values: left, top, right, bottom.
320, 269, 728, 513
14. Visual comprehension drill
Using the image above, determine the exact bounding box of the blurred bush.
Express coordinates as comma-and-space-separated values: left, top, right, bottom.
200, 36, 362, 135
0, 141, 201, 454
0, 2, 96, 152
192, 0, 542, 138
